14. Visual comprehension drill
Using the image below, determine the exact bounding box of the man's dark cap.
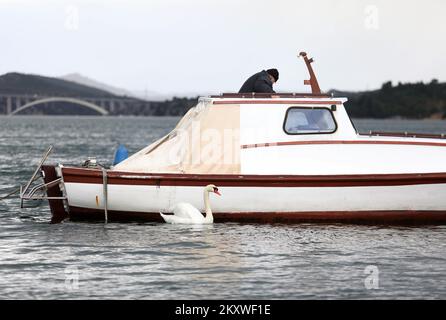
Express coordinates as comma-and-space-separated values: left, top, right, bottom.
266, 69, 279, 82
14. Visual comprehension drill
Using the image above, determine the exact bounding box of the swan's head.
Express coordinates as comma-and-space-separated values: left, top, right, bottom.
205, 184, 221, 196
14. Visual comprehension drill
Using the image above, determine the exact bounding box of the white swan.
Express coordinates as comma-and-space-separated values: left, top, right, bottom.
160, 184, 221, 224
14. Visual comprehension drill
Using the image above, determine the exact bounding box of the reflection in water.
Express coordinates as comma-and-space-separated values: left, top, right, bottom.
0, 117, 445, 299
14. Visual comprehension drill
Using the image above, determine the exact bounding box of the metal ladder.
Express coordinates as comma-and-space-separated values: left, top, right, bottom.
20, 146, 67, 208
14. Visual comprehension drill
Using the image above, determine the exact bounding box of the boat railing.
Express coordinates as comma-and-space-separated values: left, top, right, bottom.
360, 131, 446, 140
210, 92, 332, 99
20, 146, 67, 208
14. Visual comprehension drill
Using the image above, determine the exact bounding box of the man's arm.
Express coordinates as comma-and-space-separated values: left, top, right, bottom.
253, 79, 275, 93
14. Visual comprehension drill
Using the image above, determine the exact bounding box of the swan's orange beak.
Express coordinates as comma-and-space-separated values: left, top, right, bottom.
213, 188, 221, 196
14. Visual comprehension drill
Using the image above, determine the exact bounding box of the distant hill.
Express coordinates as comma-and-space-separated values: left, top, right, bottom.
332, 80, 446, 119
0, 72, 116, 97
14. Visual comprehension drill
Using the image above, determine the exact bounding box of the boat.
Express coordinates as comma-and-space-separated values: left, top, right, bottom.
24, 52, 446, 224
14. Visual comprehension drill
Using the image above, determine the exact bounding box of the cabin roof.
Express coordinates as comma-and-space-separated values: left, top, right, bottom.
201, 93, 347, 105
210, 93, 332, 99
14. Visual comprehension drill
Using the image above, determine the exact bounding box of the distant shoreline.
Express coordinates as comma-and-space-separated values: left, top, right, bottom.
1, 72, 445, 118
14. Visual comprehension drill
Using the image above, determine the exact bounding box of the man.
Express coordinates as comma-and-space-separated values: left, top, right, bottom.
238, 69, 279, 93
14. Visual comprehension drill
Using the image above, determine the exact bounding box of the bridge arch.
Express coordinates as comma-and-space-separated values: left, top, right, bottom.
9, 97, 109, 116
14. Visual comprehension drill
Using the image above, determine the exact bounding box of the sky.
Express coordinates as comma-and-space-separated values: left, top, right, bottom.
0, 0, 445, 97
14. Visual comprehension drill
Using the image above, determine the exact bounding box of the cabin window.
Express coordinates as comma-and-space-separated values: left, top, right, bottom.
283, 107, 337, 135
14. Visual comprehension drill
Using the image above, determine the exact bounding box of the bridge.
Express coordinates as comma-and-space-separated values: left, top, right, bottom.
0, 94, 163, 116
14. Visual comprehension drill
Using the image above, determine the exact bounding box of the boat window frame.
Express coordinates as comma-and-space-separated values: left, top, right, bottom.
282, 106, 338, 135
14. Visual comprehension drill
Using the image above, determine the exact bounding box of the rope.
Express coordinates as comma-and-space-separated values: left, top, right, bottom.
0, 187, 20, 200
102, 168, 108, 223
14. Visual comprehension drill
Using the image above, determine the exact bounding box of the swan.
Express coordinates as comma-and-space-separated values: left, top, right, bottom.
159, 184, 221, 224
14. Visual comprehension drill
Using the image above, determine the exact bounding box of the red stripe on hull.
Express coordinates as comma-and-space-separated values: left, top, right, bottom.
68, 206, 446, 225
61, 167, 446, 187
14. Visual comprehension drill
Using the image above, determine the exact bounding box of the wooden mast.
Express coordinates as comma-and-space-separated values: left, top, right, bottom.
299, 52, 322, 94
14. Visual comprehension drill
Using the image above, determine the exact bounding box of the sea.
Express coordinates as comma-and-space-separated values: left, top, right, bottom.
0, 116, 445, 299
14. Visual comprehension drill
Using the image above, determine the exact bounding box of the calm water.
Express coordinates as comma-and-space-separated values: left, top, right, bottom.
0, 116, 445, 299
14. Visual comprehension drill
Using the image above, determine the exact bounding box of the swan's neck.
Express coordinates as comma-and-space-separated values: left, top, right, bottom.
203, 190, 213, 222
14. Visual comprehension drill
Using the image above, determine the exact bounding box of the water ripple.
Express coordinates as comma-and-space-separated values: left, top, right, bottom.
0, 116, 445, 299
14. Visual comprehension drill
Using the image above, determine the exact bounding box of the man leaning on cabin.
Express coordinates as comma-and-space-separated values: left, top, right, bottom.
238, 69, 279, 93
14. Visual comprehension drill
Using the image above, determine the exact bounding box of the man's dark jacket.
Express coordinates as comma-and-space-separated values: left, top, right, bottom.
238, 70, 275, 93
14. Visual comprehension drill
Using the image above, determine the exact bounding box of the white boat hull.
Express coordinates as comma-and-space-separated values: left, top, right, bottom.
65, 183, 446, 214
50, 166, 446, 224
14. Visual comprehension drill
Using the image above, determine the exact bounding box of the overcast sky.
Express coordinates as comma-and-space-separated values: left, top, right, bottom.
0, 0, 445, 96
